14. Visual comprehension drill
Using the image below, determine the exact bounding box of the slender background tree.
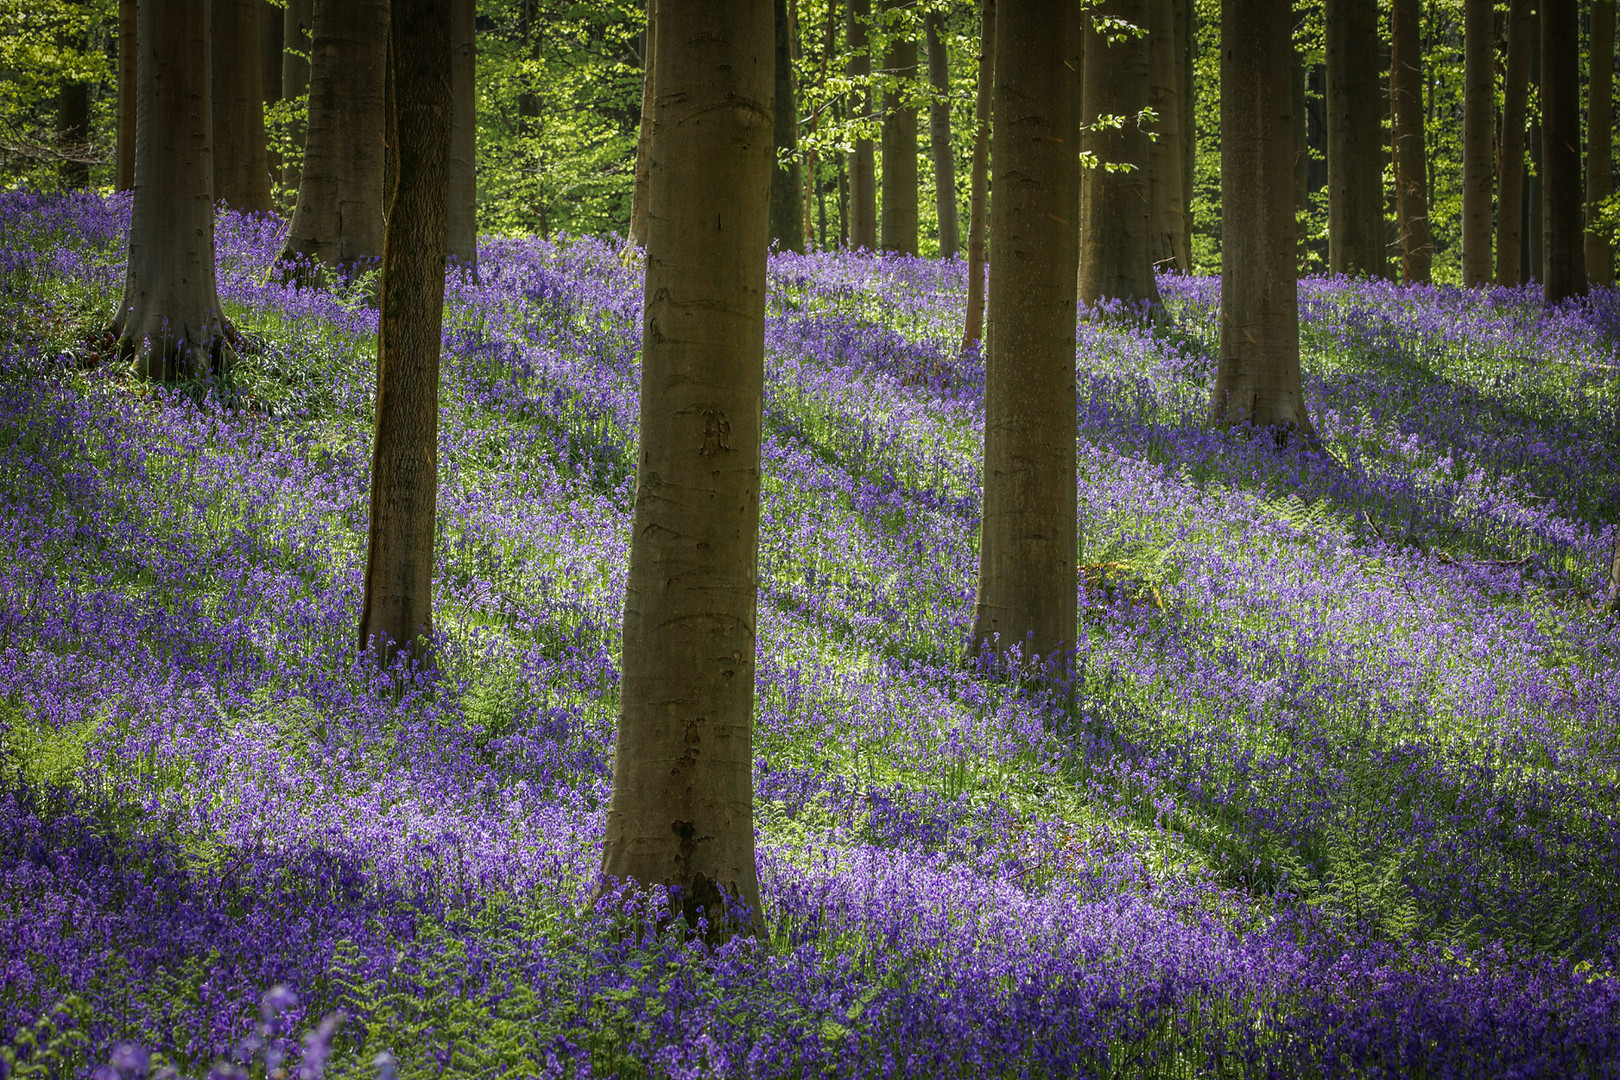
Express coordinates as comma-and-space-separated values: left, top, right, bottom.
879, 0, 918, 255
1391, 0, 1432, 284
847, 0, 877, 250
1540, 0, 1584, 302
961, 0, 994, 351
1587, 0, 1614, 287
770, 0, 806, 252
1498, 0, 1535, 286
1461, 0, 1493, 286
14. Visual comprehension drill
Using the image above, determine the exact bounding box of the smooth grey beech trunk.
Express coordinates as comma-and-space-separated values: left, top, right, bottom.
1497, 0, 1534, 286
1587, 0, 1614, 286
448, 0, 477, 268
1146, 0, 1187, 274
282, 0, 313, 191
769, 0, 806, 252
115, 0, 237, 382
1540, 0, 1585, 303
969, 0, 1079, 690
601, 0, 773, 940
1390, 0, 1432, 283
212, 0, 273, 213
961, 0, 994, 351
1461, 0, 1493, 286
880, 0, 918, 255
358, 0, 451, 668
1210, 0, 1315, 440
629, 0, 656, 247
1078, 0, 1160, 310
116, 0, 136, 191
278, 0, 389, 281
924, 10, 958, 257
1325, 0, 1388, 278
846, 0, 876, 249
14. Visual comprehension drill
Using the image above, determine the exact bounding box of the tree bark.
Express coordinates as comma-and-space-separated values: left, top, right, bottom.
359, 0, 451, 668
1390, 0, 1431, 283
447, 0, 476, 267
1325, 0, 1386, 277
212, 0, 273, 213
117, 0, 137, 191
1177, 0, 1193, 269
56, 79, 90, 190
1539, 0, 1584, 302
279, 0, 389, 279
261, 0, 283, 187
1527, 6, 1544, 281
924, 10, 959, 256
1498, 0, 1534, 285
1588, 0, 1614, 286
1147, 0, 1185, 273
880, 0, 918, 254
770, 0, 806, 251
1079, 0, 1161, 308
847, 0, 877, 249
629, 0, 656, 247
116, 0, 238, 381
962, 0, 994, 349
969, 0, 1079, 689
1211, 0, 1314, 439
283, 0, 313, 190
1609, 531, 1620, 612
1461, 0, 1493, 285
601, 0, 772, 940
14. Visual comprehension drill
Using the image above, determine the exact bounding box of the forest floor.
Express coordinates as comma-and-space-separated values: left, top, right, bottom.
2, 190, 1619, 1078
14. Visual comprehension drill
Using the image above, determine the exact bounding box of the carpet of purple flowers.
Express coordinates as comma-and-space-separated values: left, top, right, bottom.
2, 189, 1619, 1078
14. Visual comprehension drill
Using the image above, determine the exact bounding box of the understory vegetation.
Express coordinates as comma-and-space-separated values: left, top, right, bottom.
2, 190, 1619, 1077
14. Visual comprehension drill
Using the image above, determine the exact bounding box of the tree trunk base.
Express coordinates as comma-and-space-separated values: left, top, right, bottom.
113, 306, 240, 382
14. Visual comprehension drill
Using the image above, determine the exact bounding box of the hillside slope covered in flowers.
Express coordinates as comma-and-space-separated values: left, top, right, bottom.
2, 191, 1619, 1078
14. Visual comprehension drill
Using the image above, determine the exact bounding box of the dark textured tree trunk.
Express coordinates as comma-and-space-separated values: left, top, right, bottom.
962, 0, 994, 349
117, 0, 137, 191
1461, 0, 1493, 285
1325, 0, 1386, 277
283, 0, 313, 190
770, 0, 805, 251
1588, 0, 1615, 286
212, 0, 273, 213
56, 79, 90, 190
969, 0, 1079, 689
1609, 532, 1620, 611
1292, 52, 1308, 260
1527, 6, 1544, 282
358, 0, 451, 668
116, 0, 237, 381
924, 10, 959, 256
1540, 0, 1584, 302
847, 0, 877, 249
447, 0, 476, 266
1390, 0, 1431, 283
629, 0, 656, 247
279, 0, 389, 279
1147, 0, 1186, 273
1178, 0, 1193, 268
1498, 0, 1534, 285
880, 0, 918, 254
1211, 0, 1314, 438
1079, 0, 1160, 308
601, 0, 772, 940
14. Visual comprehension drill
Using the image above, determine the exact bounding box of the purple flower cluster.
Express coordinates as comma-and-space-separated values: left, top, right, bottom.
1, 192, 1617, 1077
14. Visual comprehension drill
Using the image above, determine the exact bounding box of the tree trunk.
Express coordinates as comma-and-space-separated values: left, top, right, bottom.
117, 0, 137, 191
1292, 52, 1308, 261
212, 0, 273, 213
601, 0, 772, 941
880, 0, 918, 255
770, 0, 806, 251
924, 10, 959, 256
1587, 0, 1614, 286
279, 0, 389, 279
1211, 0, 1314, 439
56, 79, 90, 190
1078, 0, 1160, 308
1539, 0, 1584, 302
447, 0, 476, 267
1325, 0, 1387, 277
1527, 5, 1544, 282
962, 0, 994, 349
1390, 0, 1431, 283
1498, 0, 1534, 285
116, 0, 238, 381
358, 0, 452, 668
970, 0, 1079, 689
847, 0, 877, 249
1461, 0, 1493, 285
1177, 0, 1193, 269
283, 0, 313, 190
629, 0, 656, 247
1147, 0, 1185, 273
261, 0, 283, 189
1609, 531, 1620, 611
